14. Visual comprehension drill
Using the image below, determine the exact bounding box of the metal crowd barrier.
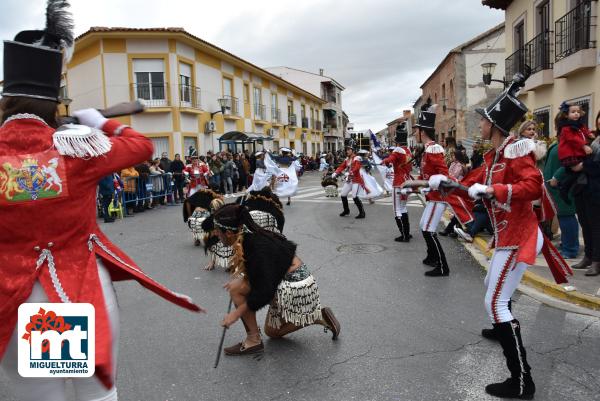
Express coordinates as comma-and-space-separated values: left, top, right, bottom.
121, 173, 175, 207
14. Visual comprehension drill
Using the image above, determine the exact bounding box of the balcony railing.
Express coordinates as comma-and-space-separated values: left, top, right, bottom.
555, 0, 596, 61
301, 117, 309, 128
524, 31, 553, 74
218, 95, 239, 116
325, 118, 338, 129
315, 120, 322, 131
289, 114, 297, 126
254, 103, 266, 120
179, 84, 201, 109
505, 47, 526, 80
132, 83, 169, 107
271, 108, 281, 123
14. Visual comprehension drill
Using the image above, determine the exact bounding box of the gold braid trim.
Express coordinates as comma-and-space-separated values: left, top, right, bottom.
230, 231, 247, 279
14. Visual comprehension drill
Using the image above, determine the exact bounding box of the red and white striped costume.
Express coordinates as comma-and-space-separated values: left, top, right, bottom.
184, 161, 210, 196
335, 155, 366, 198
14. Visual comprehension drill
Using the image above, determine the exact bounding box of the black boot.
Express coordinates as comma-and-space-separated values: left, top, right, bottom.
394, 217, 406, 242
424, 233, 449, 277
353, 197, 365, 219
339, 196, 350, 216
402, 213, 412, 241
485, 320, 535, 399
482, 300, 512, 341
421, 231, 438, 267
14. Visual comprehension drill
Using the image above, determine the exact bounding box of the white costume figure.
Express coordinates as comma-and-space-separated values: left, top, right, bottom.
371, 151, 394, 194
319, 153, 329, 172
247, 151, 271, 192
42, 157, 63, 194
356, 150, 383, 200
266, 148, 299, 203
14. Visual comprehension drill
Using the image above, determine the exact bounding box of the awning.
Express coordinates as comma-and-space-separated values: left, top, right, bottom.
218, 131, 273, 143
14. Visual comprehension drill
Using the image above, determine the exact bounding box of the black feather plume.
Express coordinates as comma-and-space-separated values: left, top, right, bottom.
44, 0, 74, 48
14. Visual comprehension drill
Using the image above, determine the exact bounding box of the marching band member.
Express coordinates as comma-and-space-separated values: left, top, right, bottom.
332, 146, 366, 219
432, 73, 572, 399
410, 102, 473, 277
0, 3, 201, 400
382, 123, 414, 242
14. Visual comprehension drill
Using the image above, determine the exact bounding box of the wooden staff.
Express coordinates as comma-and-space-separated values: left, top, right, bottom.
214, 298, 233, 369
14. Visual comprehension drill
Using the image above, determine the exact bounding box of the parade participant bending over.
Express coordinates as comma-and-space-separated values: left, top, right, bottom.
203, 204, 341, 355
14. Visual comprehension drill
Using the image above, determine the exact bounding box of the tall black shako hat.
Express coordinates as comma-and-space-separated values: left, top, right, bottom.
395, 121, 408, 145
475, 68, 531, 136
2, 0, 74, 102
414, 100, 437, 130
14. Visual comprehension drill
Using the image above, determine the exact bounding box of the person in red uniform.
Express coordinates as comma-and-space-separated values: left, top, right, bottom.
432, 72, 572, 399
184, 155, 210, 197
405, 102, 473, 277
0, 3, 202, 400
332, 145, 366, 219
382, 122, 413, 242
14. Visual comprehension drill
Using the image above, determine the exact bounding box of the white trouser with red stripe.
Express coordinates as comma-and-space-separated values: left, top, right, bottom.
484, 229, 544, 323
393, 187, 408, 217
340, 181, 360, 198
1, 259, 119, 401
419, 201, 446, 232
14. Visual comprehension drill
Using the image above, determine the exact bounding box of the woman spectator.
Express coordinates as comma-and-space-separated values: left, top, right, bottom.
233, 153, 244, 191
222, 153, 237, 196
149, 158, 165, 206
440, 150, 469, 237
241, 153, 251, 190
209, 154, 224, 193
443, 136, 457, 166
121, 166, 139, 216
170, 153, 185, 203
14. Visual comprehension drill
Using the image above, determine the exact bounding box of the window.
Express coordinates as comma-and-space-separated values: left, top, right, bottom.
183, 136, 198, 155
253, 87, 261, 105
301, 104, 306, 119
133, 59, 166, 105
311, 143, 316, 156
533, 108, 551, 137
150, 137, 169, 159
287, 100, 294, 116
514, 20, 525, 50
223, 77, 233, 98
179, 63, 192, 104
243, 83, 250, 103
536, 0, 551, 34
271, 93, 277, 109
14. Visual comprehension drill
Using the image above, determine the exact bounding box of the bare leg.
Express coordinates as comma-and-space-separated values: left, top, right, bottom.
229, 279, 261, 347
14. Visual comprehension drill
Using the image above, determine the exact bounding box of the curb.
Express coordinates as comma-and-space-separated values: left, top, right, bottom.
470, 236, 600, 311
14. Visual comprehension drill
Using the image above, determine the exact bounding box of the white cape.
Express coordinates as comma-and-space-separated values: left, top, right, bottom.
247, 167, 271, 192
357, 169, 383, 199
371, 153, 394, 192
264, 153, 299, 198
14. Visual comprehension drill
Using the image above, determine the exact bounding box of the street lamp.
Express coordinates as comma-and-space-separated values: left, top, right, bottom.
211, 97, 229, 118
481, 62, 509, 89
60, 96, 72, 116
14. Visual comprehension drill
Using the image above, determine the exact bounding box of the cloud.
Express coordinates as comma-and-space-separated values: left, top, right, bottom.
0, 0, 503, 131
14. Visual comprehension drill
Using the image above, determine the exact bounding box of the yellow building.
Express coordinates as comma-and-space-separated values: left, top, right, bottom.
483, 0, 599, 136
65, 27, 325, 158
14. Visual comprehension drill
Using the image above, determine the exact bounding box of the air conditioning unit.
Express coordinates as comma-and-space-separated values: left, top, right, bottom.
205, 120, 216, 133
267, 128, 275, 137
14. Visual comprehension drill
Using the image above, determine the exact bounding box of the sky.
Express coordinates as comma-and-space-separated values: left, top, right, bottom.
0, 0, 504, 132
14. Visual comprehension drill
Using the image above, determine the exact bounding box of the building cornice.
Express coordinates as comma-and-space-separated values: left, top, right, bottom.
482, 0, 512, 10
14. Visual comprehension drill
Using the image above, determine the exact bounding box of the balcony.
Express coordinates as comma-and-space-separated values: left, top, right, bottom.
132, 83, 169, 108
218, 95, 240, 117
271, 107, 281, 124
288, 114, 297, 126
505, 48, 526, 80
179, 84, 201, 109
554, 0, 596, 78
301, 117, 309, 129
253, 103, 266, 121
523, 31, 554, 90
325, 118, 338, 129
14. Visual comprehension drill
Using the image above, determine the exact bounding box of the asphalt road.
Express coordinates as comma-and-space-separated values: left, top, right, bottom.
3, 172, 599, 401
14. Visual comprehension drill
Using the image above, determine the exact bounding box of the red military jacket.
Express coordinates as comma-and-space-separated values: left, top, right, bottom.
459, 137, 571, 282
0, 116, 201, 389
184, 162, 210, 187
382, 146, 412, 187
419, 141, 473, 225
460, 137, 542, 263
335, 156, 365, 187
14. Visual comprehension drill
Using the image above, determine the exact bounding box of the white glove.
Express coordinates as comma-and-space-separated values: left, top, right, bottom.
331, 173, 337, 179
72, 108, 108, 130
428, 174, 448, 190
400, 188, 412, 195
468, 183, 489, 199
420, 188, 431, 195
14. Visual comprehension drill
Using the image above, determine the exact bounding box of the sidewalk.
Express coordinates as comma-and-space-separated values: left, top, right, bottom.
468, 232, 600, 311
